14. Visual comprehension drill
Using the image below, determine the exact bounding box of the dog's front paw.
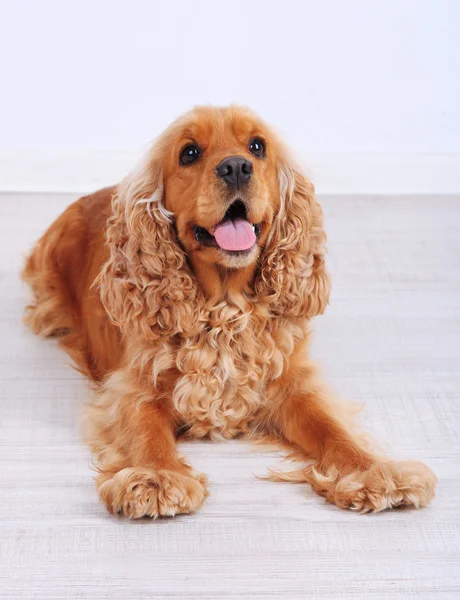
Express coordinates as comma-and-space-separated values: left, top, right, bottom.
306, 460, 437, 513
97, 467, 208, 518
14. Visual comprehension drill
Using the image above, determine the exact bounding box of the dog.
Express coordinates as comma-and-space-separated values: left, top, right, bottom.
22, 105, 436, 517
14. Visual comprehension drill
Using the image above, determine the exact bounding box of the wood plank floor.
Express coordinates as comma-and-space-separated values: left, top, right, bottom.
0, 193, 459, 599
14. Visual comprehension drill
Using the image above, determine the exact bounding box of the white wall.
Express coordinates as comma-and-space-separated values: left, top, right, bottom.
1, 0, 459, 192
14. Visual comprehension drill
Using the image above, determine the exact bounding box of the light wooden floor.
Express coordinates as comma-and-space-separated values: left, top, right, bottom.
1, 193, 459, 599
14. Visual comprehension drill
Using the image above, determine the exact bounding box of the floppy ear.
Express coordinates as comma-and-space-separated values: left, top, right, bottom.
98, 153, 203, 342
255, 162, 331, 318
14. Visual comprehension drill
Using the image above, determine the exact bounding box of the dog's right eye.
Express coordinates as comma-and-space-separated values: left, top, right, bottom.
180, 144, 201, 166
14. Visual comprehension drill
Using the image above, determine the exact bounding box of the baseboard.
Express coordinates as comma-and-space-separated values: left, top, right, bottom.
0, 150, 142, 195
304, 153, 460, 195
1, 150, 459, 195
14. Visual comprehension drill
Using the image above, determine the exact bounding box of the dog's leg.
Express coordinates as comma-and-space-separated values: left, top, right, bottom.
84, 368, 208, 518
268, 361, 436, 512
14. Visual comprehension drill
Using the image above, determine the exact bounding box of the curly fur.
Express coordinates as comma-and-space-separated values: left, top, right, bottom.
22, 105, 436, 517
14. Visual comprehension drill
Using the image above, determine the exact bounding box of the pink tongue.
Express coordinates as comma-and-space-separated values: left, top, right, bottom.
213, 217, 256, 251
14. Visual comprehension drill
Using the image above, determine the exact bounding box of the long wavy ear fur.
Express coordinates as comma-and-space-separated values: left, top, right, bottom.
98, 153, 203, 342
255, 162, 331, 318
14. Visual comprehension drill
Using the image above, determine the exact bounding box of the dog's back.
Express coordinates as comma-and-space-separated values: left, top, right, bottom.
22, 186, 123, 381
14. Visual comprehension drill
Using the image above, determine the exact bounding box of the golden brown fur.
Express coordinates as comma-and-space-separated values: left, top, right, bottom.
22, 106, 436, 517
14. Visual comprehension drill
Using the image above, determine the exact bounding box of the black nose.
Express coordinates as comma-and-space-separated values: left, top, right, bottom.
215, 156, 253, 188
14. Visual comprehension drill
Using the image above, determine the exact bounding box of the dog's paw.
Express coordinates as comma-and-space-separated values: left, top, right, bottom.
306, 460, 437, 513
97, 467, 208, 518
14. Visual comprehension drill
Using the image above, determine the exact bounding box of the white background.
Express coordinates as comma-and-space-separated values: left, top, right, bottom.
1, 0, 459, 192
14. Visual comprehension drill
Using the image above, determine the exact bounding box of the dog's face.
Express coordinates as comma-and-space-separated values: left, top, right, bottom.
160, 106, 282, 269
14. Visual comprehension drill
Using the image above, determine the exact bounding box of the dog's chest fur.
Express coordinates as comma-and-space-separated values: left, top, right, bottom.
162, 304, 305, 439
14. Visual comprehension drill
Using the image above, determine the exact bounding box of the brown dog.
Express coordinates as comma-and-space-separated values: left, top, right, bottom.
22, 105, 436, 518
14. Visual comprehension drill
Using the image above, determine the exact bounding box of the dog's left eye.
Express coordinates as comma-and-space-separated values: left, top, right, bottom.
248, 138, 265, 158
180, 144, 201, 166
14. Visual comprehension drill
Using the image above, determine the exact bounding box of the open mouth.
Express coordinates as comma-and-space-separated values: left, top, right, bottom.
193, 200, 261, 253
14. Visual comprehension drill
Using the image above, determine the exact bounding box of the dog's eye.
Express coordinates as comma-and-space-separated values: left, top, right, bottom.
180, 144, 201, 166
248, 138, 265, 158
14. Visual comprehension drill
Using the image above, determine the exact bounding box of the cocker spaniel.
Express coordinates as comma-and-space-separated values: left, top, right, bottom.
22, 106, 436, 517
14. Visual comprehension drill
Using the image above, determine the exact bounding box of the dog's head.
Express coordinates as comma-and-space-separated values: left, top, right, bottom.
160, 106, 280, 270
100, 106, 330, 340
